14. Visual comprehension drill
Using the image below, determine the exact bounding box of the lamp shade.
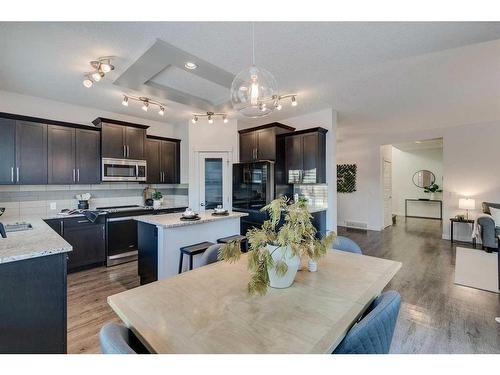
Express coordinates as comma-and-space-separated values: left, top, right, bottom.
459, 198, 475, 210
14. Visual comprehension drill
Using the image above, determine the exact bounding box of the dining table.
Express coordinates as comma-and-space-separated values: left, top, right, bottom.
108, 250, 402, 354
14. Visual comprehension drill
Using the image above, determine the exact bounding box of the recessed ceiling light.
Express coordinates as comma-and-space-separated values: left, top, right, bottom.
184, 62, 198, 70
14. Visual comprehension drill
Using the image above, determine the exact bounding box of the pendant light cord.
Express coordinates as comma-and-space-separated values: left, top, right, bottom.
252, 22, 255, 66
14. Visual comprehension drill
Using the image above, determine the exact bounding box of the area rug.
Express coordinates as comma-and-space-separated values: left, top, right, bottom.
454, 247, 499, 293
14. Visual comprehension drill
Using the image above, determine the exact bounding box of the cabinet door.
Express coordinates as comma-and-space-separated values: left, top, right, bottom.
125, 127, 146, 160
0, 118, 16, 184
285, 135, 303, 183
256, 128, 276, 160
161, 140, 178, 183
239, 132, 256, 162
146, 138, 161, 183
63, 219, 105, 271
48, 125, 76, 184
16, 121, 48, 184
301, 133, 319, 183
75, 129, 101, 184
101, 123, 125, 159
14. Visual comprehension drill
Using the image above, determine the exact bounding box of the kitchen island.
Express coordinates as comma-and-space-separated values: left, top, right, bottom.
0, 216, 72, 353
135, 211, 248, 284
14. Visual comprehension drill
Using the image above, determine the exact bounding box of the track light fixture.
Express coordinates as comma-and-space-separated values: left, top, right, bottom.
121, 95, 167, 118
82, 57, 115, 88
191, 111, 229, 124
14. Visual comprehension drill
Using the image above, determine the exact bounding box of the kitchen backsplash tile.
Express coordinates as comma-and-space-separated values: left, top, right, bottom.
293, 184, 328, 209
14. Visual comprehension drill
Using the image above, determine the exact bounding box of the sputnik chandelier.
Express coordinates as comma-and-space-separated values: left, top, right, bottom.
122, 95, 166, 117
82, 57, 114, 88
191, 112, 228, 124
230, 23, 298, 118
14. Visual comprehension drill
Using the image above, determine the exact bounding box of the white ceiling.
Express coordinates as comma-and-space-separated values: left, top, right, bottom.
0, 22, 500, 129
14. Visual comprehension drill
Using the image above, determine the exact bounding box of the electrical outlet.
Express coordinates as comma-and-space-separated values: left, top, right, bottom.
49, 202, 57, 210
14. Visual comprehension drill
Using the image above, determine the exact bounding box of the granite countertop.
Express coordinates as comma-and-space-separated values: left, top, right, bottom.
0, 216, 72, 265
135, 211, 248, 229
307, 205, 328, 213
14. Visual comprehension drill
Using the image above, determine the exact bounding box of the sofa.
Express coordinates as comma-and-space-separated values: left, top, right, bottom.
477, 202, 500, 251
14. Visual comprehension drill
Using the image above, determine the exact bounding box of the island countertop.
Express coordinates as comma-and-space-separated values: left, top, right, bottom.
134, 211, 248, 229
0, 216, 72, 265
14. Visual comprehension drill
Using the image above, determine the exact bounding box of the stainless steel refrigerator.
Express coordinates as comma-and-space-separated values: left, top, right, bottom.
232, 161, 275, 210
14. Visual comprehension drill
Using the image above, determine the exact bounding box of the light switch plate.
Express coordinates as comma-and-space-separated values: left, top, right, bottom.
49, 202, 57, 210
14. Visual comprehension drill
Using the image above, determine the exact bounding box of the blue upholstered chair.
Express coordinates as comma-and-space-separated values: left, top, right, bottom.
333, 291, 401, 354
99, 323, 148, 354
332, 236, 363, 254
199, 243, 222, 267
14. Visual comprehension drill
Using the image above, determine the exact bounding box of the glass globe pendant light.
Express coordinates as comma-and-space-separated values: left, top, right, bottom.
230, 23, 278, 118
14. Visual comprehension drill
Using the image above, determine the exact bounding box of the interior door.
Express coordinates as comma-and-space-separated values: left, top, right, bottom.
198, 152, 230, 212
383, 159, 393, 228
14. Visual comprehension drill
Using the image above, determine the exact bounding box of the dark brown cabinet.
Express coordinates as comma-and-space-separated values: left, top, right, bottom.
16, 121, 48, 184
0, 118, 16, 184
145, 136, 180, 184
239, 123, 295, 162
283, 128, 327, 184
94, 118, 148, 160
45, 216, 106, 272
48, 125, 101, 184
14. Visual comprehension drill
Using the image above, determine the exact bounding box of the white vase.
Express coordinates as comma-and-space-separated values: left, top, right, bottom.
153, 199, 162, 209
266, 244, 300, 289
430, 193, 436, 200
308, 259, 318, 272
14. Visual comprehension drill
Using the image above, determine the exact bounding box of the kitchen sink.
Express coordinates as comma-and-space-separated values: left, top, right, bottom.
5, 222, 33, 232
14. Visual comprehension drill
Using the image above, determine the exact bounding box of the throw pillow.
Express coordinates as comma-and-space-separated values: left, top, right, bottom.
489, 207, 500, 227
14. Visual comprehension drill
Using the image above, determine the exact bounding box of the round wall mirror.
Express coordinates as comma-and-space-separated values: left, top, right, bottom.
412, 170, 436, 188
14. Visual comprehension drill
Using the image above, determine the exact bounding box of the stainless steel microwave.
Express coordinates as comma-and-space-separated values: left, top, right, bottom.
102, 158, 147, 182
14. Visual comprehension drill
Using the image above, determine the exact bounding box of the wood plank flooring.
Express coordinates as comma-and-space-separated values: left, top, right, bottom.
67, 216, 499, 354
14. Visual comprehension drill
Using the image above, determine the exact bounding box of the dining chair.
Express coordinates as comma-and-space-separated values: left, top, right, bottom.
332, 290, 401, 354
332, 235, 363, 254
99, 323, 149, 354
199, 243, 222, 267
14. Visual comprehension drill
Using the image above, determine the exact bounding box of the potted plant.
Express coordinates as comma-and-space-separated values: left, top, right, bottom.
219, 196, 336, 295
424, 183, 443, 200
151, 191, 163, 209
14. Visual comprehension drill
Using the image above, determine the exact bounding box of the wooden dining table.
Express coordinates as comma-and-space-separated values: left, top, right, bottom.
108, 250, 402, 354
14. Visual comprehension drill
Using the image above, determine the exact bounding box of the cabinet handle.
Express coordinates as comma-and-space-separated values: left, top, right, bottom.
256, 148, 258, 160
10, 167, 13, 183
123, 145, 126, 157
77, 220, 88, 224
159, 171, 162, 182
102, 225, 105, 240
60, 221, 64, 236
127, 145, 130, 158
16, 167, 19, 183
73, 169, 76, 182
77, 169, 80, 182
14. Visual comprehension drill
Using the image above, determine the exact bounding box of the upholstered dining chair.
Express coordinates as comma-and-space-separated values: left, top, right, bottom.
199, 243, 222, 267
333, 290, 401, 354
99, 323, 149, 354
332, 236, 363, 254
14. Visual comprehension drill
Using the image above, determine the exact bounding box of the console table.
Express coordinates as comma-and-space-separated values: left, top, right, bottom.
450, 218, 476, 248
405, 199, 442, 220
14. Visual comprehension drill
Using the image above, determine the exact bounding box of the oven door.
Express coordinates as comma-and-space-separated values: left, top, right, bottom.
106, 216, 138, 266
102, 158, 141, 181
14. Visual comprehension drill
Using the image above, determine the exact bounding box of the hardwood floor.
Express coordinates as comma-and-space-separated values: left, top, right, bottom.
338, 217, 500, 354
66, 216, 499, 354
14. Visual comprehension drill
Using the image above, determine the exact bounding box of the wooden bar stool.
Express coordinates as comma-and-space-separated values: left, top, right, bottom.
178, 241, 214, 273
217, 234, 248, 252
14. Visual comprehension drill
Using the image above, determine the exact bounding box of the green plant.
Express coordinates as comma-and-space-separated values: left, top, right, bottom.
424, 183, 442, 193
219, 196, 336, 296
151, 191, 163, 200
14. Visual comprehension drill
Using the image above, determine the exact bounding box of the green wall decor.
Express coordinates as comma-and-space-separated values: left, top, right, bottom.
337, 164, 357, 193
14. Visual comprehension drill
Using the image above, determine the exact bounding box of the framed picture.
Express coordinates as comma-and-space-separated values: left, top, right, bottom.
337, 164, 357, 193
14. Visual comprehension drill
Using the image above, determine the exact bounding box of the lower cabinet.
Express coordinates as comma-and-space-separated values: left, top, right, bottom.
0, 253, 67, 353
45, 216, 106, 272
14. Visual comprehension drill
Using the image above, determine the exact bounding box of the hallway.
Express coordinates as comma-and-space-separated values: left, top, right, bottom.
339, 216, 500, 353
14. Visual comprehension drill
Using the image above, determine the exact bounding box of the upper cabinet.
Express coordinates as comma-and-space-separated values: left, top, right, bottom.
282, 127, 327, 184
47, 125, 101, 184
0, 118, 16, 184
146, 136, 181, 184
238, 123, 295, 162
93, 118, 148, 160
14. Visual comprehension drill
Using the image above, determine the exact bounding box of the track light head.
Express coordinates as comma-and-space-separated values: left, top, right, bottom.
142, 101, 149, 112
100, 59, 114, 73
92, 71, 104, 82
208, 115, 214, 124
276, 102, 282, 110
122, 96, 129, 106
192, 116, 198, 124
158, 107, 165, 116
82, 77, 93, 88
291, 96, 298, 106
223, 115, 228, 124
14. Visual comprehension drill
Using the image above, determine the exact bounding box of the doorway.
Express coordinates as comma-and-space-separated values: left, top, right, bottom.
197, 152, 231, 212
383, 159, 393, 228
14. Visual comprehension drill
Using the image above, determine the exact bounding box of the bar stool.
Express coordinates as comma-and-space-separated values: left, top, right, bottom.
217, 234, 248, 253
178, 241, 214, 273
